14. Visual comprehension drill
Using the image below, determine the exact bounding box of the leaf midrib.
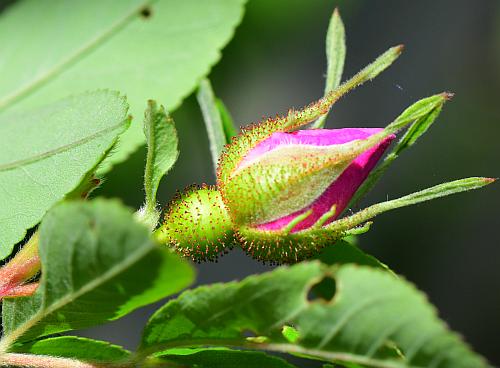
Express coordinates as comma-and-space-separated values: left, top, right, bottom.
0, 0, 155, 111
0, 120, 127, 172
0, 237, 153, 351
138, 338, 424, 368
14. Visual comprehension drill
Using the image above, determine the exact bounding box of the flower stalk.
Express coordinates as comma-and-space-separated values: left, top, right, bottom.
0, 232, 40, 299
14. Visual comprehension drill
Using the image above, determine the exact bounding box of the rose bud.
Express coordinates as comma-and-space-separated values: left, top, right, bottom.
160, 45, 494, 263
216, 94, 400, 262
221, 128, 395, 231
214, 91, 493, 263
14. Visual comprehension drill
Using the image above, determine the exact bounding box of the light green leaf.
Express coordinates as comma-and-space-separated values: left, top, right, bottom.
0, 90, 129, 260
140, 262, 490, 368
11, 336, 130, 363
313, 8, 346, 129
197, 79, 228, 173
141, 100, 179, 229
0, 199, 194, 350
158, 348, 298, 368
0, 0, 247, 172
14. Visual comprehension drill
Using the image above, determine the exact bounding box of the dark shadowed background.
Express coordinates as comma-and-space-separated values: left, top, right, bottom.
11, 1, 499, 366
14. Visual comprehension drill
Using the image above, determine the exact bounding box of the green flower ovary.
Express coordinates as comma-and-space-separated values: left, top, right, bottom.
162, 185, 234, 262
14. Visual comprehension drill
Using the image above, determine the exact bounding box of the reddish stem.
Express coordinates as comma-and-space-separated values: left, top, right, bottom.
0, 233, 40, 299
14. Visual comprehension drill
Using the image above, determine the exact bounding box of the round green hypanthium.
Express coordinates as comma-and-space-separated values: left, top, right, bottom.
161, 185, 235, 262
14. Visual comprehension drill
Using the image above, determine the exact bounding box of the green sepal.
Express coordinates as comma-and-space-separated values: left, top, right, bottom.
217, 45, 403, 188
237, 223, 345, 264
237, 177, 494, 263
349, 94, 449, 207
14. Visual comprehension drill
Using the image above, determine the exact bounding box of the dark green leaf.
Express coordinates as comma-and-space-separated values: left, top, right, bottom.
0, 199, 194, 349
0, 91, 129, 259
12, 336, 130, 363
315, 240, 388, 270
158, 348, 298, 368
140, 262, 490, 368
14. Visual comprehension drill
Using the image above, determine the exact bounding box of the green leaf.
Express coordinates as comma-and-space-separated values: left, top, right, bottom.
141, 100, 179, 229
158, 348, 298, 368
0, 0, 247, 172
197, 79, 228, 173
140, 262, 490, 368
313, 8, 346, 129
0, 90, 129, 260
312, 240, 393, 302
12, 336, 130, 363
0, 199, 194, 350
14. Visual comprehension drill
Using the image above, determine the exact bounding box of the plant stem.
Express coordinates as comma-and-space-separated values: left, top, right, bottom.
0, 353, 102, 368
0, 232, 40, 299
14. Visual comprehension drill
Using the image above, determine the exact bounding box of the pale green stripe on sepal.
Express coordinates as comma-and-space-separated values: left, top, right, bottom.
218, 45, 403, 184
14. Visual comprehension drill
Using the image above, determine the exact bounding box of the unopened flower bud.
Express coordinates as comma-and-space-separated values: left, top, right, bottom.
220, 128, 394, 229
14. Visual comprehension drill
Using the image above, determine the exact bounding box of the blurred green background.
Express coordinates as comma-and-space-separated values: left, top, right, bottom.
16, 0, 498, 366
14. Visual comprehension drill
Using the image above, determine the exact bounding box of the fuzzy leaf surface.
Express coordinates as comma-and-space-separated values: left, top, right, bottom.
142, 101, 178, 227
0, 0, 246, 172
140, 262, 489, 368
0, 91, 129, 259
0, 199, 194, 348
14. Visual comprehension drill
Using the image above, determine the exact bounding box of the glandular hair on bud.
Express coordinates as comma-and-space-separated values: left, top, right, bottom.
237, 225, 345, 264
161, 185, 234, 262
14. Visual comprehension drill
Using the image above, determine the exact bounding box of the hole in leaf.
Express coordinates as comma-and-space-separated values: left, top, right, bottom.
308, 276, 336, 302
242, 329, 269, 343
242, 329, 255, 338
140, 6, 152, 19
